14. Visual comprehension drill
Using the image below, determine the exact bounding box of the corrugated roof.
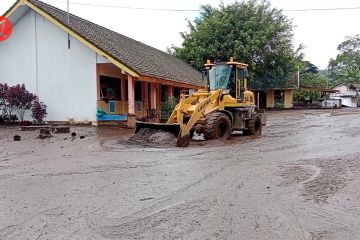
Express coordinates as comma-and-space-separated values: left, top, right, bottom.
18, 0, 203, 86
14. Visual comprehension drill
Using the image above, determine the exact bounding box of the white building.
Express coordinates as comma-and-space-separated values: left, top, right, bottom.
0, 0, 203, 126
331, 83, 360, 108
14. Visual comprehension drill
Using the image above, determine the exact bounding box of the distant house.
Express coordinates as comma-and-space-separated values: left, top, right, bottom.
1, 0, 203, 127
331, 83, 360, 108
249, 73, 298, 109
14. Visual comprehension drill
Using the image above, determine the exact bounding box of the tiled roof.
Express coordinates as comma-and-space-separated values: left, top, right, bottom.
350, 83, 360, 90
25, 0, 203, 86
333, 83, 360, 91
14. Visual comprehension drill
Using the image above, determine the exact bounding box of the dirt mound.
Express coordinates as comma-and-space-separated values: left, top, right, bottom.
127, 128, 177, 147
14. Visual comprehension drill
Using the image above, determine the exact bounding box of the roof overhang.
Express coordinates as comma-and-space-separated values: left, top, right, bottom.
249, 88, 297, 91
139, 75, 204, 89
4, 0, 139, 78
300, 85, 338, 93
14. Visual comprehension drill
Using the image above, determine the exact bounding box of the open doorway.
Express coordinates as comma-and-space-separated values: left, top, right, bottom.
258, 91, 267, 109
274, 90, 284, 108
99, 75, 121, 100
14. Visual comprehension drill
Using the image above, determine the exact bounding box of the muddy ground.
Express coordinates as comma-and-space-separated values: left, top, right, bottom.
1, 108, 360, 240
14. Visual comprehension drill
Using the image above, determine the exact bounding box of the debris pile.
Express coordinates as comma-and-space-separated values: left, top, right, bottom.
52, 126, 70, 133
128, 128, 177, 147
39, 128, 52, 139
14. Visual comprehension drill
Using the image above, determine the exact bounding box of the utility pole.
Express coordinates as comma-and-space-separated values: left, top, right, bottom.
297, 66, 300, 88
67, 0, 70, 49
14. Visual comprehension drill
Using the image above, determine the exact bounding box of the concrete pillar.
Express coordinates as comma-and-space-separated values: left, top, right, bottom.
150, 83, 157, 109
127, 75, 135, 114
266, 90, 275, 109
127, 75, 136, 128
284, 89, 294, 108
168, 85, 174, 98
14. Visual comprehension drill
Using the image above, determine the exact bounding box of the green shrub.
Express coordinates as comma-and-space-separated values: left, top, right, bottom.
161, 95, 177, 122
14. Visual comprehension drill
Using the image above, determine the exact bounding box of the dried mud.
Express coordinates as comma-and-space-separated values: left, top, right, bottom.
1, 108, 360, 239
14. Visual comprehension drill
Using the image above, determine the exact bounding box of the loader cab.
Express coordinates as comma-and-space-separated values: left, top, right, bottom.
205, 58, 249, 101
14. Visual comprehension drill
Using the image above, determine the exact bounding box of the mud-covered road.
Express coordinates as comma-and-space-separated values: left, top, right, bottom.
1, 109, 360, 240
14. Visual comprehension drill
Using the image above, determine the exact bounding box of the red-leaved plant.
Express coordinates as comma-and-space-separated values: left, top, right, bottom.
6, 84, 37, 122
31, 99, 47, 124
0, 83, 48, 124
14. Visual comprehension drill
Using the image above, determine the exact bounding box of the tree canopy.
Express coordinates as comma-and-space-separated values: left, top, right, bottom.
294, 61, 329, 103
328, 34, 360, 85
170, 0, 302, 89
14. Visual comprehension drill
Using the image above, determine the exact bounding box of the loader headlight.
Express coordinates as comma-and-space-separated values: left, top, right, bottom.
222, 89, 230, 94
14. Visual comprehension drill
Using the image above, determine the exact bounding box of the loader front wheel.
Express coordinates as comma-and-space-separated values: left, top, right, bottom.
244, 115, 262, 136
204, 112, 231, 140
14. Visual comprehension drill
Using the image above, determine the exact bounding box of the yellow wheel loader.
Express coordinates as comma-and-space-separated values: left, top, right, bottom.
135, 58, 267, 147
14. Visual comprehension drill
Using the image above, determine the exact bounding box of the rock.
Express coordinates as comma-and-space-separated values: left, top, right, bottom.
13, 135, 21, 141
39, 128, 52, 139
52, 126, 70, 133
40, 128, 50, 135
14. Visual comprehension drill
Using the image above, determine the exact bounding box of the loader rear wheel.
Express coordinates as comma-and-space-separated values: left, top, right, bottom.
244, 115, 262, 136
203, 112, 231, 140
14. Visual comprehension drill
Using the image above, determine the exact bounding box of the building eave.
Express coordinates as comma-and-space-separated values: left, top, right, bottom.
138, 75, 204, 89
5, 0, 140, 78
4, 0, 205, 86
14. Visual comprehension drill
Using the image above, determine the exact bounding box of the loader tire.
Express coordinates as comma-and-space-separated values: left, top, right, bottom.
244, 115, 262, 136
203, 112, 231, 140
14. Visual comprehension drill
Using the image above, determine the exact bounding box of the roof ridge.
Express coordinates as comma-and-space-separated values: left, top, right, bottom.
20, 0, 203, 86
27, 0, 185, 63
27, 0, 143, 44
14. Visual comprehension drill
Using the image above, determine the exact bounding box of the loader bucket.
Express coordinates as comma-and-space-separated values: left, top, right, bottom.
176, 133, 191, 147
135, 121, 181, 137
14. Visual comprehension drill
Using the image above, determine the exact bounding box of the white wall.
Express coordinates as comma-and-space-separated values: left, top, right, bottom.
96, 55, 111, 64
0, 8, 98, 122
0, 7, 37, 94
332, 96, 358, 108
342, 97, 356, 108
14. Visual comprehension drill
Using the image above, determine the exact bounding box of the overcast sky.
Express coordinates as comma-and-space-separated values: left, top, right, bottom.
1, 0, 359, 69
